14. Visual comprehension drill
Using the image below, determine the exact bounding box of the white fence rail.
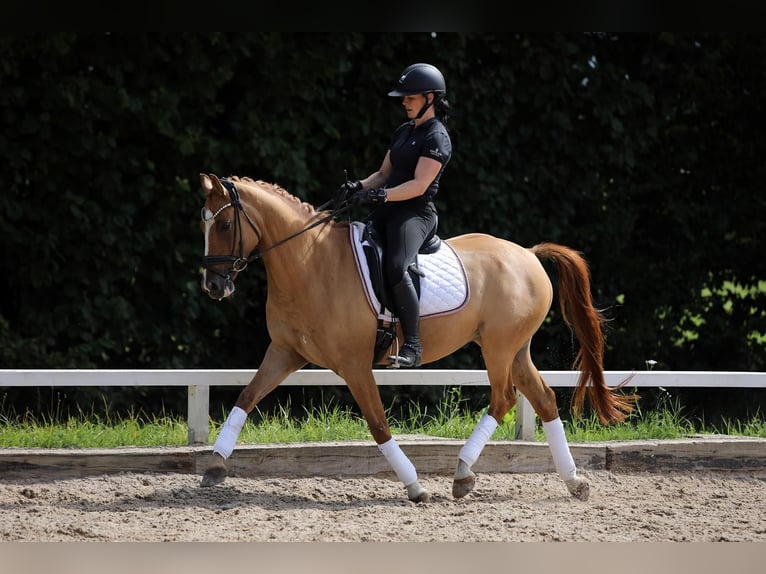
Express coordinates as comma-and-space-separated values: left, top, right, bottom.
2, 369, 764, 444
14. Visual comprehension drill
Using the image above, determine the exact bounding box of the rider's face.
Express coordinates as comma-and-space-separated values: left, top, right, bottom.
401, 94, 429, 119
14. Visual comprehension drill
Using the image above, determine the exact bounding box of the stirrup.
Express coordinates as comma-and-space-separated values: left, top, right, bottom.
388, 342, 423, 369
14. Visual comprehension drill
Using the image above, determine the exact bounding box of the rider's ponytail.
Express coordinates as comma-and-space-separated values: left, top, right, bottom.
436, 97, 450, 128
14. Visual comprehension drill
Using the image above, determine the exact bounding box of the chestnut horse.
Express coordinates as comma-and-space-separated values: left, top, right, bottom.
198, 173, 636, 503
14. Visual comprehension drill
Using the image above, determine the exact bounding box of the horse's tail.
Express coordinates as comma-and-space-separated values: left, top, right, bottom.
529, 242, 637, 425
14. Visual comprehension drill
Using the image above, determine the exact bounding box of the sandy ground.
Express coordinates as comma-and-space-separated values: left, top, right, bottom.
2, 468, 765, 542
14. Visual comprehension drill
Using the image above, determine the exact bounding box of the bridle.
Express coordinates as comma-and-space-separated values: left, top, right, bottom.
201, 177, 349, 280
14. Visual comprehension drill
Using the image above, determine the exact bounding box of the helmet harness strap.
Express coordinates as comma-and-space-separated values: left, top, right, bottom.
415, 92, 438, 120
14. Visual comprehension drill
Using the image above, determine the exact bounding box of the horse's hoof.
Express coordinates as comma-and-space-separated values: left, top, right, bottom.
452, 460, 476, 498
452, 475, 476, 499
200, 465, 228, 487
565, 477, 590, 501
406, 481, 431, 503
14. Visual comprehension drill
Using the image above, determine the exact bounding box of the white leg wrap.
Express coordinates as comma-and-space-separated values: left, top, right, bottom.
378, 438, 418, 487
212, 406, 247, 460
458, 413, 498, 468
543, 417, 577, 481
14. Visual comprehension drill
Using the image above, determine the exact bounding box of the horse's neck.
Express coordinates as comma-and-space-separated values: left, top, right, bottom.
243, 181, 311, 244
241, 181, 340, 280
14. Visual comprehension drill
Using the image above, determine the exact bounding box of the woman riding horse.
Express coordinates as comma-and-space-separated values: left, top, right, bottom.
198, 173, 637, 504
339, 62, 452, 369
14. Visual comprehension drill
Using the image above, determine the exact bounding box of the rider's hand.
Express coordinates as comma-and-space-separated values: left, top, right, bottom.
336, 180, 363, 204
352, 188, 388, 206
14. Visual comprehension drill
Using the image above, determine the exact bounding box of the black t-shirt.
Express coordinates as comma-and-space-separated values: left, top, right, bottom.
386, 117, 452, 201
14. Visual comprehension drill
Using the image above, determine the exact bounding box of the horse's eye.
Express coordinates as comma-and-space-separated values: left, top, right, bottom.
218, 220, 232, 231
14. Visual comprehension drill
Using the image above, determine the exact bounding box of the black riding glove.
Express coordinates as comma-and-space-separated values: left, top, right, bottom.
336, 180, 363, 206
352, 188, 388, 206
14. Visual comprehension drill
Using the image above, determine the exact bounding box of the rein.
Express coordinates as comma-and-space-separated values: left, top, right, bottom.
202, 178, 350, 277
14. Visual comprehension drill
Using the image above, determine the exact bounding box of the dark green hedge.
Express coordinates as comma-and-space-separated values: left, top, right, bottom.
1, 33, 764, 418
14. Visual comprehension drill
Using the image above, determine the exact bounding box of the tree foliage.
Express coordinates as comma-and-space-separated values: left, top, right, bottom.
1, 33, 764, 416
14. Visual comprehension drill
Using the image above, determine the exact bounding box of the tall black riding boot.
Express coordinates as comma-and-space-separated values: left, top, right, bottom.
389, 276, 423, 368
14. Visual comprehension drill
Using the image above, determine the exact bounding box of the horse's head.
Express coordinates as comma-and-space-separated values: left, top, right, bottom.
199, 173, 261, 300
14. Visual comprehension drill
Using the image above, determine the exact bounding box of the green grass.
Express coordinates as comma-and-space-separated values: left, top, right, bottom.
1, 388, 765, 448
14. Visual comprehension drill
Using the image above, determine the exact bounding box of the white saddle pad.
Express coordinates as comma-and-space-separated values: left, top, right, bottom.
349, 224, 470, 322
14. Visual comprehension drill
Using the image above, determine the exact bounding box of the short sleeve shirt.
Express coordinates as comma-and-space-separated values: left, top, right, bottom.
386, 117, 452, 201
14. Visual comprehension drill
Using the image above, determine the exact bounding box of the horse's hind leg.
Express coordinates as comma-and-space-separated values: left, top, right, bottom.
452, 352, 515, 499
452, 413, 502, 498
512, 343, 589, 501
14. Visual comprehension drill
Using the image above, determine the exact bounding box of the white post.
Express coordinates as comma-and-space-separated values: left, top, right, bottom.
187, 385, 210, 445
514, 390, 537, 441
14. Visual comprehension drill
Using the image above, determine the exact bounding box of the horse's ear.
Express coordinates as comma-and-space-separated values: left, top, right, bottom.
200, 173, 228, 198
200, 173, 213, 193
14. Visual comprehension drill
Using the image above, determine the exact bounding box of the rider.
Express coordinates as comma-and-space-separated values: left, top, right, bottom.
340, 63, 452, 368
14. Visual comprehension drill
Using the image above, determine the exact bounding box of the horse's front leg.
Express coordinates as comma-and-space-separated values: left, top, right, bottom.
200, 344, 306, 487
342, 367, 430, 503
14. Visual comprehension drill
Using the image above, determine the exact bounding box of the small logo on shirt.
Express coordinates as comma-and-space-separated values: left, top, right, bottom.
428, 147, 443, 158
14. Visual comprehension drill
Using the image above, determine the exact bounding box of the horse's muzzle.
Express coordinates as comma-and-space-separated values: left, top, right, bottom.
202, 274, 236, 300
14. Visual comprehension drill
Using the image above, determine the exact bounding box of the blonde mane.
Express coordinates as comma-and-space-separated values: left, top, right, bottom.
231, 175, 319, 217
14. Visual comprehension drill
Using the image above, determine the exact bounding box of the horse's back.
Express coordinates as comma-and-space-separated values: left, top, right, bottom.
446, 232, 553, 318
446, 232, 546, 274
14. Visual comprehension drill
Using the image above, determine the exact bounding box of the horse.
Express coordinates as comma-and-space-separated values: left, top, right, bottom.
197, 173, 637, 503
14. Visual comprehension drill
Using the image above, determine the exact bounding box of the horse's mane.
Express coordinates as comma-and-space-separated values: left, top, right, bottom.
230, 175, 321, 217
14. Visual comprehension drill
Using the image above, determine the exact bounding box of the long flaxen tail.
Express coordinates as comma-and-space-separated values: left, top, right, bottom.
529, 242, 637, 424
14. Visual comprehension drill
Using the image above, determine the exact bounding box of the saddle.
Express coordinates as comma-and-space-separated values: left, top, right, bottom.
351, 221, 442, 364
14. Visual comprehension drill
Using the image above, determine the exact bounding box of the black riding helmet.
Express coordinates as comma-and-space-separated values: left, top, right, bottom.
388, 63, 446, 119
388, 63, 446, 97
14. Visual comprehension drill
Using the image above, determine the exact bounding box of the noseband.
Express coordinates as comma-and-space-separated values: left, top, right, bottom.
201, 178, 347, 280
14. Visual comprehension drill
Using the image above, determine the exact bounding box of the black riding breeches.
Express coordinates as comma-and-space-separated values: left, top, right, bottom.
369, 201, 438, 286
